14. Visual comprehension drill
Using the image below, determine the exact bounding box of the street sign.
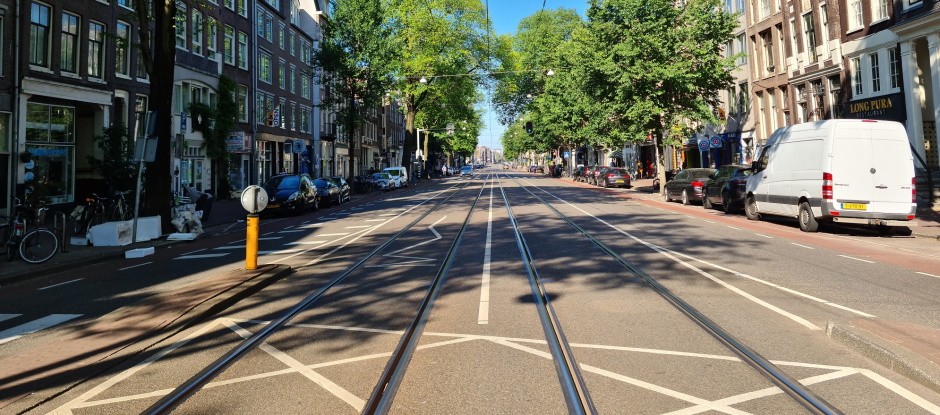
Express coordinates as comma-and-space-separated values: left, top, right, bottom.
180, 112, 187, 134
698, 139, 709, 152
240, 185, 269, 214
710, 136, 722, 149
292, 139, 306, 154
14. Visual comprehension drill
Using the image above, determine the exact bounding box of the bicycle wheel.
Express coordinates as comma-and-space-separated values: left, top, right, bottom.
19, 229, 57, 264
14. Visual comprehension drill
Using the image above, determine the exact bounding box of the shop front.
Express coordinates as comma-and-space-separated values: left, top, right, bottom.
23, 103, 77, 205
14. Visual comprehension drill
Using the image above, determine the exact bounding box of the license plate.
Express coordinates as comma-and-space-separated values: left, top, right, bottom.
842, 203, 867, 210
614, 179, 624, 183
268, 203, 280, 209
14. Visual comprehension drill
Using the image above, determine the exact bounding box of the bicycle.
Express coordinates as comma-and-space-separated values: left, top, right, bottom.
109, 190, 131, 222
1, 199, 58, 264
72, 193, 109, 235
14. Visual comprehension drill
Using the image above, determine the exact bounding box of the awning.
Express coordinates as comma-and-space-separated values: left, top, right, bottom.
608, 149, 623, 159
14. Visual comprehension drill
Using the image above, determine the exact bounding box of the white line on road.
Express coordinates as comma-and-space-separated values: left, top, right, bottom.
258, 236, 282, 240
379, 213, 397, 217
38, 278, 84, 291
299, 223, 323, 229
213, 246, 244, 250
317, 233, 349, 237
726, 225, 742, 230
916, 271, 939, 278
278, 229, 308, 233
479, 175, 495, 325
259, 249, 303, 255
0, 314, 82, 345
385, 217, 446, 256
791, 243, 815, 249
175, 253, 230, 259
0, 314, 20, 324
285, 241, 327, 245
753, 233, 773, 239
345, 225, 371, 229
118, 262, 153, 271
181, 248, 206, 256
703, 220, 716, 224
365, 219, 385, 222
839, 255, 875, 264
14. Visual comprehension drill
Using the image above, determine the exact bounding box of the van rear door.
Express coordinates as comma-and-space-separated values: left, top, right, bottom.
869, 122, 914, 215
830, 122, 875, 213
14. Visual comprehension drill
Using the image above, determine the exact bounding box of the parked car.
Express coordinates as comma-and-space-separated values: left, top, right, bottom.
573, 164, 587, 182
383, 166, 408, 187
313, 178, 342, 206
663, 168, 716, 205
599, 167, 632, 188
528, 165, 544, 173
371, 172, 394, 190
746, 119, 915, 234
460, 165, 474, 177
261, 173, 319, 215
703, 164, 751, 213
587, 165, 603, 186
329, 176, 351, 203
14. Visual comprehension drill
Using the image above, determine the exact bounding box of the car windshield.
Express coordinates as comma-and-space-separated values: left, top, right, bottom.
373, 173, 390, 180
385, 170, 401, 177
461, 166, 472, 172
313, 178, 330, 188
264, 175, 299, 190
690, 170, 713, 179
608, 168, 627, 174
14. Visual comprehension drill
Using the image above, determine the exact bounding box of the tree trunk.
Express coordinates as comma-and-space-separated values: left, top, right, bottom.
142, 0, 176, 232
402, 109, 416, 175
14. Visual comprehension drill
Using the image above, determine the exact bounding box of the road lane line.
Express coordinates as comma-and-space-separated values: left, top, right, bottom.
258, 249, 303, 255
726, 225, 742, 230
181, 248, 206, 256
278, 229, 308, 233
258, 236, 282, 240
0, 314, 82, 345
118, 262, 153, 271
753, 233, 773, 239
175, 253, 230, 259
478, 176, 495, 324
38, 278, 84, 291
791, 243, 815, 249
0, 314, 20, 324
285, 241, 327, 245
345, 225, 371, 229
317, 233, 349, 236
839, 255, 875, 264
916, 271, 939, 278
213, 246, 244, 250
365, 219, 385, 222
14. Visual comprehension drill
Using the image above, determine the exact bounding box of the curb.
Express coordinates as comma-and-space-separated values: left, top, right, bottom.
826, 321, 940, 394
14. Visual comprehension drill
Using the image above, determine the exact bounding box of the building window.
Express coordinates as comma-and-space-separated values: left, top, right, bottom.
192, 10, 203, 55
848, 0, 863, 31
759, 0, 771, 19
738, 82, 749, 114
301, 73, 310, 99
116, 21, 131, 76
137, 35, 150, 80
237, 31, 248, 69
29, 2, 51, 67
176, 2, 188, 49
259, 50, 272, 83
238, 0, 247, 17
237, 84, 248, 122
223, 25, 235, 65
761, 31, 774, 73
207, 17, 218, 60
134, 95, 149, 140
290, 102, 297, 131
789, 19, 798, 55
225, 0, 234, 10
290, 65, 296, 94
60, 12, 79, 73
869, 53, 881, 93
291, 0, 300, 25
256, 7, 264, 37
264, 0, 280, 12
819, 4, 829, 57
768, 89, 777, 130
802, 13, 817, 63
118, 0, 133, 8
888, 46, 901, 89
852, 57, 863, 96
25, 103, 76, 204
264, 14, 273, 42
829, 76, 843, 118
278, 59, 286, 89
873, 0, 888, 21
289, 31, 296, 56
811, 80, 824, 119
88, 21, 105, 78
279, 23, 285, 49
736, 34, 747, 65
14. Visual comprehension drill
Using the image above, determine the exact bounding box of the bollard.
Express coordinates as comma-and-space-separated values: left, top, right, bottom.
246, 214, 259, 270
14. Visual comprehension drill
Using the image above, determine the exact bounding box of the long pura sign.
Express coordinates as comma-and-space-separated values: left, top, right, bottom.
843, 92, 906, 122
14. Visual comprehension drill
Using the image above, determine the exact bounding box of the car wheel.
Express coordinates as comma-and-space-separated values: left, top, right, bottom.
602, 179, 609, 188
681, 190, 690, 205
663, 190, 671, 202
745, 195, 761, 221
798, 201, 819, 232
721, 193, 733, 214
703, 191, 713, 209
313, 197, 319, 211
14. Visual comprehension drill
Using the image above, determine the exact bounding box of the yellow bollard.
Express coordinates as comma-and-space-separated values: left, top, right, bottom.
246, 214, 259, 270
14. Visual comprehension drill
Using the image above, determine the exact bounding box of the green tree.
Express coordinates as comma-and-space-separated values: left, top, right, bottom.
584, 0, 738, 191
315, 0, 398, 178
87, 124, 137, 193
190, 75, 238, 198
388, 0, 495, 175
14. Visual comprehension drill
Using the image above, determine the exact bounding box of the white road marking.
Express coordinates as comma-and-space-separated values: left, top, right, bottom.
791, 243, 815, 249
839, 255, 876, 264
118, 262, 153, 271
479, 176, 495, 325
181, 248, 206, 256
38, 279, 84, 291
702, 220, 716, 224
278, 229, 308, 233
365, 219, 385, 222
859, 368, 940, 413
0, 314, 20, 324
725, 225, 742, 230
175, 253, 230, 259
285, 241, 327, 245
258, 249, 303, 255
753, 233, 773, 239
345, 225, 371, 229
299, 223, 323, 229
261, 231, 276, 236
0, 314, 82, 345
385, 217, 446, 256
258, 236, 282, 240
317, 233, 349, 237
351, 207, 363, 211
213, 246, 244, 250
916, 271, 939, 278
379, 213, 397, 217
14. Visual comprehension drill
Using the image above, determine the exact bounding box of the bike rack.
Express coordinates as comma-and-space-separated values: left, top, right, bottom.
53, 210, 68, 253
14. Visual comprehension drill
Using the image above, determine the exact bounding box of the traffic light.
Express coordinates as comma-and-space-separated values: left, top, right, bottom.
525, 121, 533, 135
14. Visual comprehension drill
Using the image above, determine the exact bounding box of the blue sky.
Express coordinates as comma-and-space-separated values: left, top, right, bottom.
477, 1, 588, 151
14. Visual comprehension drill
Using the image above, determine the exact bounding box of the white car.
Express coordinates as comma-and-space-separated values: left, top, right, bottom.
383, 166, 408, 187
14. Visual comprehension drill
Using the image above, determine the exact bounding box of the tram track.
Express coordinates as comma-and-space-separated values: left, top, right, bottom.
501, 173, 843, 415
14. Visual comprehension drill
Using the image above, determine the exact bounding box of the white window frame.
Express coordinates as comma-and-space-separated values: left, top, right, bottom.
871, 0, 888, 22
869, 52, 881, 93
238, 84, 249, 122
802, 12, 817, 63
238, 0, 248, 17
237, 31, 248, 70
88, 20, 106, 79
29, 1, 52, 68
847, 0, 863, 32
888, 46, 901, 89
819, 3, 830, 59
851, 56, 863, 97
259, 50, 272, 84
224, 25, 235, 65
191, 9, 203, 56
224, 0, 235, 10
116, 21, 131, 77
207, 17, 218, 60
176, 2, 188, 50
60, 11, 80, 74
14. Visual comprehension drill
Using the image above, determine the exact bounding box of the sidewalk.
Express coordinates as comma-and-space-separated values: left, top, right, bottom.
0, 183, 419, 287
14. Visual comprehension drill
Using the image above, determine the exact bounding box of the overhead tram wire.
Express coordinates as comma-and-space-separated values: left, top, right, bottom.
145, 181, 474, 415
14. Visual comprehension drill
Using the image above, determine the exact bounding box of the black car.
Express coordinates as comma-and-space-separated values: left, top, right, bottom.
261, 173, 319, 215
598, 167, 632, 188
702, 164, 752, 213
329, 176, 351, 203
313, 178, 342, 206
663, 168, 716, 205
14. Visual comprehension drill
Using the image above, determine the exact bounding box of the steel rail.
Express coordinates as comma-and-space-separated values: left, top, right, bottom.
145, 181, 472, 415
496, 174, 597, 415
362, 174, 492, 414
510, 175, 843, 415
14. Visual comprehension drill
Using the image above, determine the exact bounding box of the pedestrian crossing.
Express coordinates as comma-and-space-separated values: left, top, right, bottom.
0, 313, 82, 345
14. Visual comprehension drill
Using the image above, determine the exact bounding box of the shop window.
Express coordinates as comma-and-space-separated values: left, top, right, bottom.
24, 103, 75, 204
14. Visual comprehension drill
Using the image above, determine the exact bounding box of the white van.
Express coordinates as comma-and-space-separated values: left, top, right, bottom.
745, 119, 916, 234
383, 166, 408, 188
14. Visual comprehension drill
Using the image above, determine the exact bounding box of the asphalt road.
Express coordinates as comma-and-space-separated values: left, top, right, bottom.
2, 168, 939, 414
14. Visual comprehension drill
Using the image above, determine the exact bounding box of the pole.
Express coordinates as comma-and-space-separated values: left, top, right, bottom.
132, 157, 145, 244
246, 213, 259, 270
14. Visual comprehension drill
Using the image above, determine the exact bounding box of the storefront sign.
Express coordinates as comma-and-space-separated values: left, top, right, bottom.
226, 131, 252, 154
843, 92, 906, 122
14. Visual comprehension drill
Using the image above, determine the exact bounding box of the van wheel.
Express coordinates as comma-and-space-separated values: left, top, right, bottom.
745, 196, 761, 221
681, 190, 690, 205
798, 202, 819, 232
703, 192, 713, 209
663, 191, 670, 202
